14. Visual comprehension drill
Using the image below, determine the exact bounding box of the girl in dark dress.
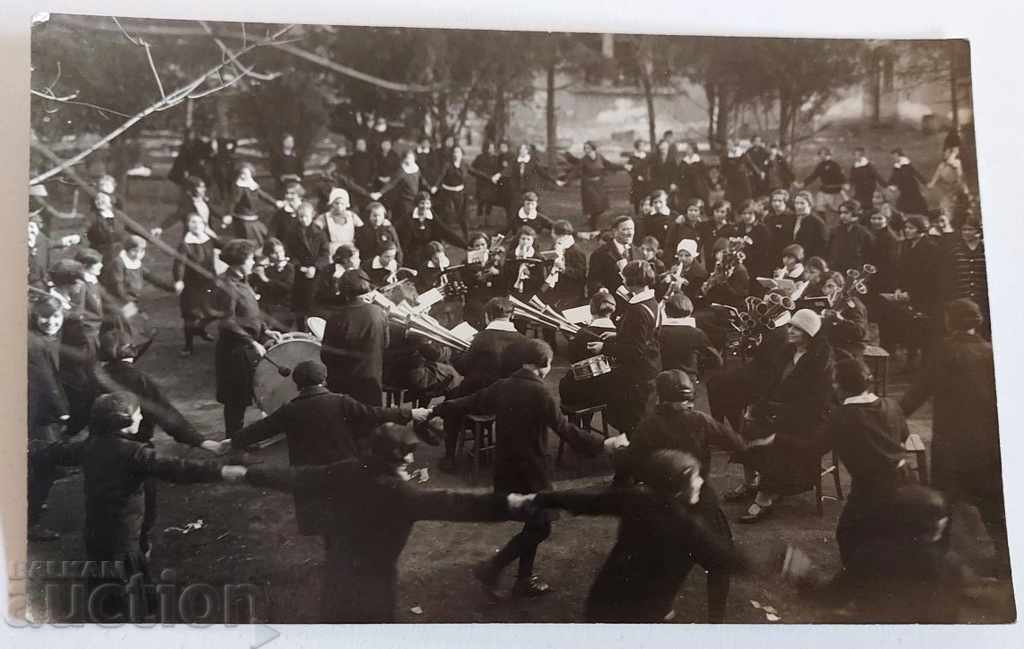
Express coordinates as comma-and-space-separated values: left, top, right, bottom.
492, 143, 560, 224
562, 141, 626, 230
173, 213, 222, 356
251, 237, 296, 332
471, 141, 503, 223
431, 145, 471, 240
887, 149, 929, 215
269, 133, 305, 192
372, 150, 432, 230
224, 162, 274, 248
153, 176, 221, 239
399, 193, 467, 269
100, 235, 175, 341
284, 202, 330, 331
213, 239, 283, 436
625, 139, 652, 215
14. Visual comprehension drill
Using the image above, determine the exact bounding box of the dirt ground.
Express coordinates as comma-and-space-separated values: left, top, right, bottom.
25, 125, 1014, 624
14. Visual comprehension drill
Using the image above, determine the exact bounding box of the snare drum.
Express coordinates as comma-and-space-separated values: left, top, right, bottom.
253, 333, 322, 414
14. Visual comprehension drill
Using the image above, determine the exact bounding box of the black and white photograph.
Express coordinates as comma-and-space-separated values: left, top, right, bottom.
13, 7, 1018, 631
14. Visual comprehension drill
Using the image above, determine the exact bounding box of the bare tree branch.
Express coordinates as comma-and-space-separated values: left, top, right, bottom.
273, 42, 440, 93
143, 42, 166, 99
198, 20, 281, 82
31, 88, 133, 118
30, 24, 295, 186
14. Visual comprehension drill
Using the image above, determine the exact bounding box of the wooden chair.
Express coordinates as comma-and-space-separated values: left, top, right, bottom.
557, 404, 609, 466
455, 414, 498, 482
382, 386, 406, 408
863, 345, 891, 396
903, 433, 929, 485
815, 451, 845, 516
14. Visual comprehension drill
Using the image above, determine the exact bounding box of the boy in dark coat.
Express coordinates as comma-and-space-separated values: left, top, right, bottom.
901, 299, 1008, 576
558, 370, 747, 622
537, 446, 746, 622
827, 200, 875, 274
586, 261, 662, 434
236, 424, 528, 622
227, 360, 429, 534
320, 269, 389, 406
658, 293, 722, 413
27, 297, 72, 541
828, 358, 910, 566
284, 201, 330, 328
433, 339, 614, 597
355, 201, 403, 266
69, 392, 234, 622
440, 297, 526, 471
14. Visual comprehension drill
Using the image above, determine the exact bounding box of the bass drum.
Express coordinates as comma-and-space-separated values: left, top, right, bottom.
252, 333, 322, 415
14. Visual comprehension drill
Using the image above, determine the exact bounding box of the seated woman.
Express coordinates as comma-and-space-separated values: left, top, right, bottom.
459, 232, 504, 330
382, 327, 462, 404
501, 226, 546, 317
726, 309, 834, 523
821, 271, 868, 361
559, 289, 618, 413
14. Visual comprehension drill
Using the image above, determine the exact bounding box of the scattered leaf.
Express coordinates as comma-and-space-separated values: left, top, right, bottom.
766, 613, 781, 622
410, 606, 423, 615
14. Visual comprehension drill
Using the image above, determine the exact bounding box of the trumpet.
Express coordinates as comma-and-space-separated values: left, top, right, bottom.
509, 295, 582, 335
830, 264, 877, 308
370, 290, 472, 352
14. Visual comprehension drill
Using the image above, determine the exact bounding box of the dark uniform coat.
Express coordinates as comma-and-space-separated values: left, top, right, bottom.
212, 270, 268, 406
321, 301, 389, 405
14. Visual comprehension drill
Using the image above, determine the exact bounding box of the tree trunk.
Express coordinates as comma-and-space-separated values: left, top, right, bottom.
948, 41, 960, 130
493, 75, 508, 143
714, 85, 731, 154
706, 82, 718, 146
546, 58, 558, 169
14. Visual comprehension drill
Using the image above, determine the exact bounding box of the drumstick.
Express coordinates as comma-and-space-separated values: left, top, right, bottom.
261, 353, 292, 377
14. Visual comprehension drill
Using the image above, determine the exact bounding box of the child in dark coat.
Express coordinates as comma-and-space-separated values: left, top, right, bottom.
659, 293, 722, 413
433, 339, 617, 597
236, 424, 529, 622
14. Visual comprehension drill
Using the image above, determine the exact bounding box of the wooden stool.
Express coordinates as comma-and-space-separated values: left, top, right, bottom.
382, 386, 406, 408
557, 404, 609, 466
815, 450, 844, 516
455, 414, 497, 481
863, 345, 891, 396
904, 433, 929, 485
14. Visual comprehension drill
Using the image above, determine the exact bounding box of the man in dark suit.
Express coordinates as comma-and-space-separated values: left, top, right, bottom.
321, 269, 389, 406
587, 215, 638, 297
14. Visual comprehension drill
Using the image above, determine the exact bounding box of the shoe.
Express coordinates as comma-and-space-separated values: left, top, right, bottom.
512, 575, 552, 598
28, 525, 60, 542
438, 457, 458, 474
738, 502, 774, 524
722, 483, 758, 502
413, 419, 442, 447
472, 561, 501, 601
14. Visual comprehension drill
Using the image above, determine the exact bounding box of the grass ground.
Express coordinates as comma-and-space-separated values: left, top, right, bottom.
24, 124, 1013, 624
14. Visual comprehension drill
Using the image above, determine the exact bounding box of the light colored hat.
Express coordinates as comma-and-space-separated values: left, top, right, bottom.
676, 239, 698, 256
789, 308, 822, 338
328, 187, 350, 205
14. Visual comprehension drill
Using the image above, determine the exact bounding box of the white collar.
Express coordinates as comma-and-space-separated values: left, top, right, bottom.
590, 316, 616, 329
119, 250, 141, 270
413, 209, 434, 222
236, 177, 259, 191
626, 287, 655, 304
183, 231, 211, 245
843, 393, 879, 405
485, 320, 516, 332
282, 202, 297, 214
83, 272, 98, 284
894, 156, 911, 168
100, 209, 115, 220
786, 263, 805, 279
656, 207, 671, 216
518, 207, 537, 221
682, 153, 701, 165
372, 256, 397, 272
402, 161, 420, 175
853, 157, 869, 168
633, 151, 647, 159
613, 239, 629, 256
514, 244, 535, 259
427, 256, 450, 270
517, 154, 531, 164
661, 316, 697, 327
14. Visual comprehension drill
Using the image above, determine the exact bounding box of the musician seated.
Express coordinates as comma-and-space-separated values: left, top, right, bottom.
355, 201, 403, 267
559, 289, 618, 413
802, 256, 831, 299
662, 238, 708, 303
502, 227, 547, 331
383, 327, 462, 403
821, 272, 868, 361
441, 297, 527, 472
773, 244, 809, 285
637, 236, 667, 275
416, 241, 451, 293
504, 190, 552, 239
317, 243, 361, 314
660, 293, 723, 414
460, 232, 503, 330
539, 220, 586, 311
725, 309, 835, 524
364, 241, 401, 287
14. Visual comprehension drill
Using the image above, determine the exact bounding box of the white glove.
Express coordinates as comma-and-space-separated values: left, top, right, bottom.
603, 433, 630, 453
411, 408, 432, 422
174, 281, 185, 295
220, 465, 248, 482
